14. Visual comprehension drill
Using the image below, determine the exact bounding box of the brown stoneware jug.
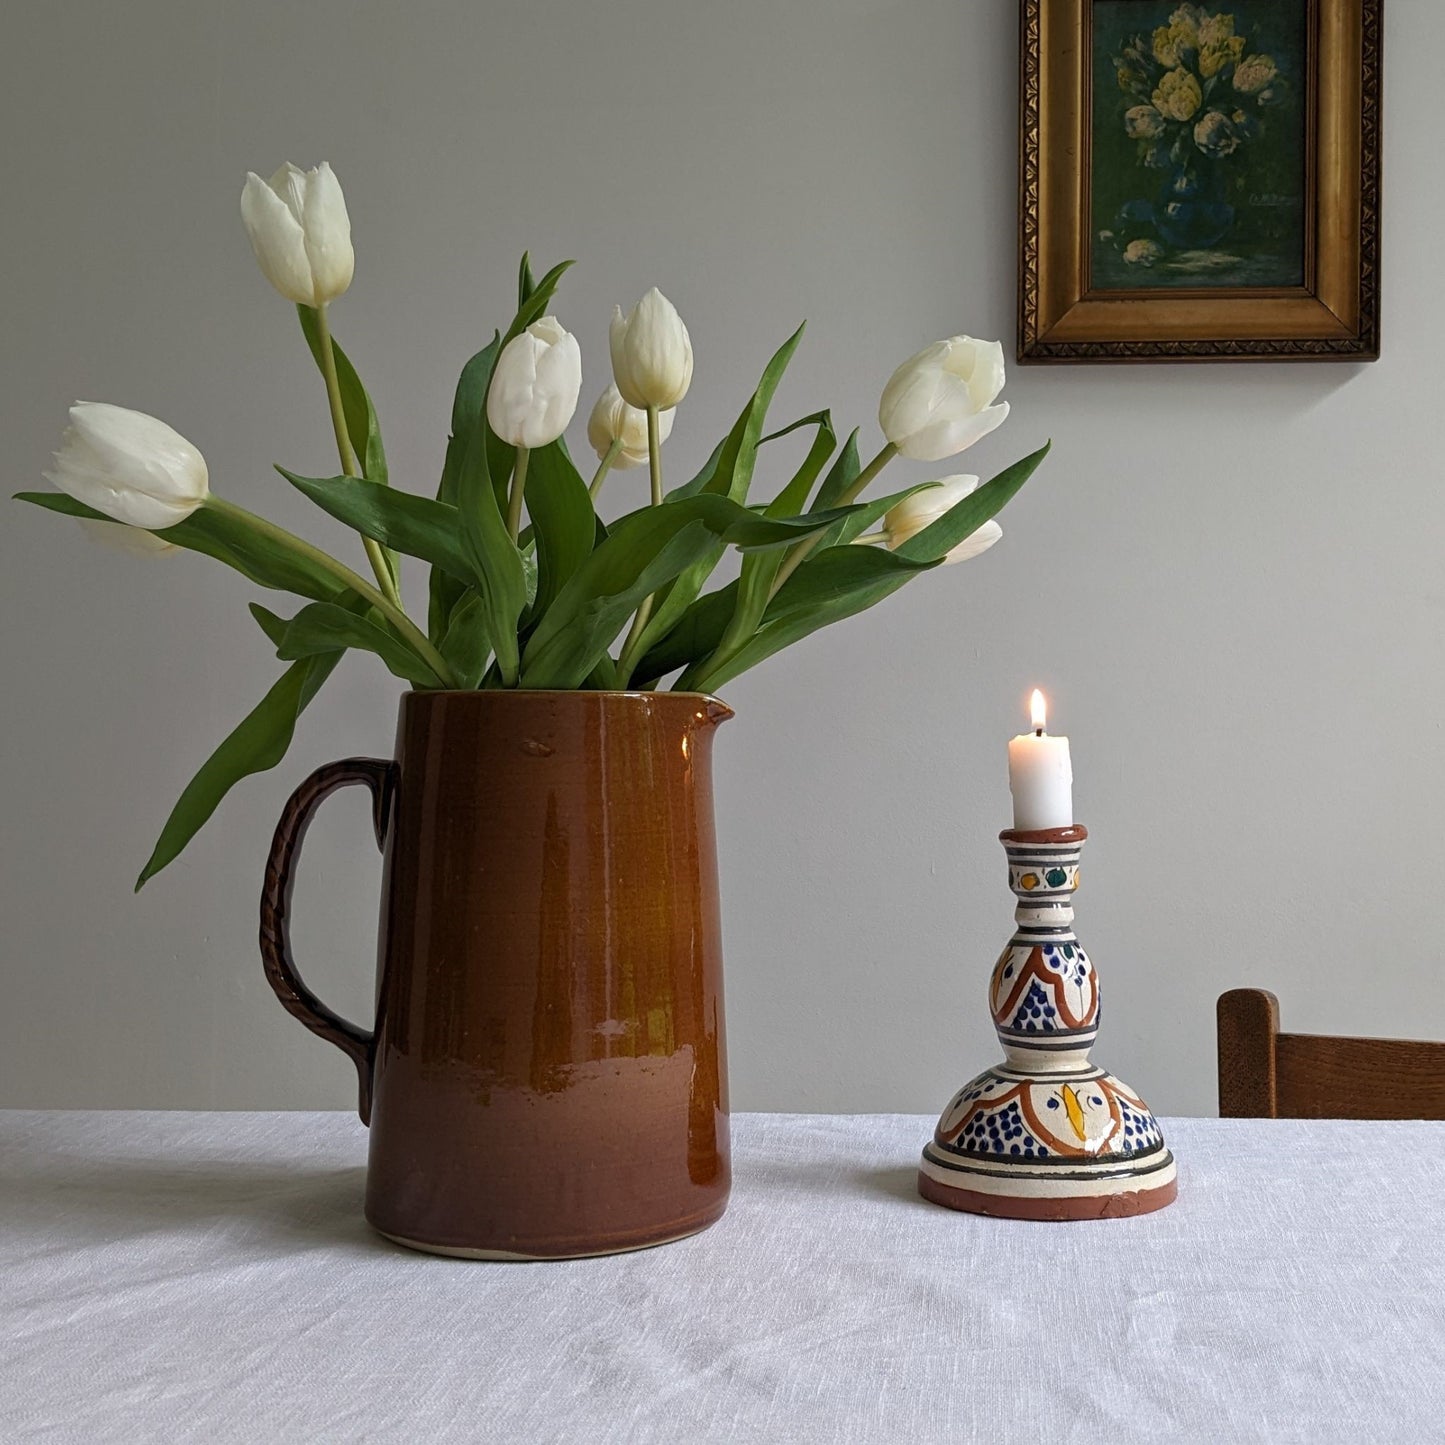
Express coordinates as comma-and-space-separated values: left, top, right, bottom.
259, 690, 733, 1258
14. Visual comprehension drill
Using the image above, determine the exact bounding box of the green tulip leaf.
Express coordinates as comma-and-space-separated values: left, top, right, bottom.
893, 441, 1051, 562
645, 438, 737, 659
248, 602, 291, 650
622, 540, 727, 678
808, 480, 937, 555
14, 492, 347, 604
521, 542, 540, 610
438, 592, 493, 689
680, 442, 1051, 693
431, 334, 502, 637
701, 324, 805, 504
519, 493, 856, 689
764, 544, 936, 621
277, 470, 475, 585
135, 650, 343, 889
296, 306, 389, 488
255, 600, 444, 689
520, 512, 720, 689
517, 252, 538, 308
681, 546, 937, 693
631, 579, 740, 685
506, 258, 575, 344
297, 304, 399, 592
639, 409, 833, 665
522, 440, 596, 621
457, 396, 529, 687
810, 428, 862, 512
666, 438, 727, 501
760, 411, 837, 518
431, 302, 557, 681
711, 412, 840, 669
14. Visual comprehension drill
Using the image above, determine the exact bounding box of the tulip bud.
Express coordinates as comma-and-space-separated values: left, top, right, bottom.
486, 317, 583, 449
240, 162, 354, 307
586, 384, 674, 469
46, 403, 209, 529
878, 336, 1009, 462
610, 288, 693, 410
883, 475, 1002, 567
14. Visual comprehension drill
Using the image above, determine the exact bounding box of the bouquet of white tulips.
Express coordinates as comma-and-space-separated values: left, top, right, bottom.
18, 162, 1048, 888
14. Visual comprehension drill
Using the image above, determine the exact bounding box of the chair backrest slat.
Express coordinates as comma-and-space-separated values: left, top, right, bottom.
1218, 988, 1445, 1120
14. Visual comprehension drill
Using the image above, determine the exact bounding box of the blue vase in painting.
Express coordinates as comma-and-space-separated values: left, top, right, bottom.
1154, 161, 1234, 251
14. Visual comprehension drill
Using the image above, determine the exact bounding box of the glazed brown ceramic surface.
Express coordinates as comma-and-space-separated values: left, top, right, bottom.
260, 690, 733, 1259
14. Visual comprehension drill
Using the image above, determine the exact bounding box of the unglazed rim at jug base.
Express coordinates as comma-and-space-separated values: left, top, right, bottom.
374, 1205, 727, 1261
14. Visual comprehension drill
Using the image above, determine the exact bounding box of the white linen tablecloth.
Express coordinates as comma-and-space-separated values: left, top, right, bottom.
1, 1111, 1441, 1444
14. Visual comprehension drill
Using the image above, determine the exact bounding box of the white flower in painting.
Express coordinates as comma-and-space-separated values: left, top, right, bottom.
1125, 105, 1167, 139
1234, 53, 1279, 95
1124, 239, 1165, 267
1153, 67, 1203, 123
1194, 111, 1242, 158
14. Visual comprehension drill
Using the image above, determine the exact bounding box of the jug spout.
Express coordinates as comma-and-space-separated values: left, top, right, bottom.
700, 695, 734, 728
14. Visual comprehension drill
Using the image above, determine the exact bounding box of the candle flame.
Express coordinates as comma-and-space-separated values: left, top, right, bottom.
1030, 689, 1047, 732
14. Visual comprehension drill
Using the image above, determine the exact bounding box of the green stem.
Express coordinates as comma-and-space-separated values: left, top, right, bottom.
768, 442, 898, 597
589, 438, 623, 500
616, 595, 655, 686
614, 408, 666, 687
505, 445, 531, 542
315, 303, 400, 608
208, 495, 459, 689
646, 406, 663, 508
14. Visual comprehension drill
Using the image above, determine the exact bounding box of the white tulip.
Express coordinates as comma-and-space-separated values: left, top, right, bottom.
610, 288, 693, 410
878, 336, 1010, 461
586, 384, 674, 469
46, 403, 209, 530
882, 474, 1002, 567
486, 317, 583, 449
79, 519, 179, 557
240, 162, 354, 307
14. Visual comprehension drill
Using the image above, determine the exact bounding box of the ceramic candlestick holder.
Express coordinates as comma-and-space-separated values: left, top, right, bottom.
918, 824, 1177, 1220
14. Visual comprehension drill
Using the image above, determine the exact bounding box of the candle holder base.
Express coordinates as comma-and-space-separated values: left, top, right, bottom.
919, 825, 1177, 1221
918, 1065, 1177, 1220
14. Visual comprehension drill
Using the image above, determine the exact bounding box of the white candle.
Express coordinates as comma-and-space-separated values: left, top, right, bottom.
1008, 689, 1073, 830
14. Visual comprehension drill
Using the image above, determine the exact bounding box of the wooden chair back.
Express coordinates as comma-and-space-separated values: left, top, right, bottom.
1217, 988, 1445, 1119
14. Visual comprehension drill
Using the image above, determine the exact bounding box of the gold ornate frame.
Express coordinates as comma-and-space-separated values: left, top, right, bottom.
1018, 0, 1382, 362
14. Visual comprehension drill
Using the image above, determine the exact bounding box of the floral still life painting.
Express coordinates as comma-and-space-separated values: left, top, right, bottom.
1091, 1, 1308, 291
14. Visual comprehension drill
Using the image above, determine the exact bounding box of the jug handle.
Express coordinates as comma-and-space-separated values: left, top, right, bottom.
259, 758, 396, 1125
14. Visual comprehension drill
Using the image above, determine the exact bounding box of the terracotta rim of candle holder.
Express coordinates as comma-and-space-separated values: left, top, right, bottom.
998, 825, 1088, 845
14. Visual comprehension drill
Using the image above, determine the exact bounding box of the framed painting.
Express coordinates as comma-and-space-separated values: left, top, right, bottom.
1018, 0, 1382, 362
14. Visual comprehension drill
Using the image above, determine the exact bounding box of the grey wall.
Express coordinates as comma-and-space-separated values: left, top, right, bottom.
1, 1, 1437, 1116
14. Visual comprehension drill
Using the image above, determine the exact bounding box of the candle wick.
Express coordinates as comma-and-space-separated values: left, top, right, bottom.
1035, 727, 1044, 737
